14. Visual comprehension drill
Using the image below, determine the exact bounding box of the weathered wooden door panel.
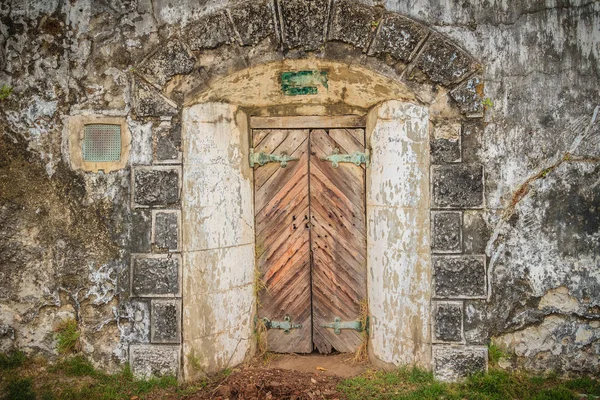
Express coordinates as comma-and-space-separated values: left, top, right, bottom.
309, 129, 367, 353
254, 129, 313, 354
254, 127, 367, 354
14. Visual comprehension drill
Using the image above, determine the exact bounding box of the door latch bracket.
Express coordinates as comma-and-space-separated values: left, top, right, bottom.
322, 317, 366, 335
322, 148, 369, 168
260, 315, 302, 334
250, 148, 298, 168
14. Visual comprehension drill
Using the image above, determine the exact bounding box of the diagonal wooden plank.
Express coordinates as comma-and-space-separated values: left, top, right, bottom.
255, 147, 309, 214
309, 128, 367, 354
255, 128, 312, 354
255, 132, 308, 192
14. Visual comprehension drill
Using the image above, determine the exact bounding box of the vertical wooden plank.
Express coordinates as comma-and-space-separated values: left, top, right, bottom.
309, 129, 368, 353
254, 129, 313, 354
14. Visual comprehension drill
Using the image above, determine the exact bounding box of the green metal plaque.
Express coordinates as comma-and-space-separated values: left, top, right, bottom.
281, 70, 328, 96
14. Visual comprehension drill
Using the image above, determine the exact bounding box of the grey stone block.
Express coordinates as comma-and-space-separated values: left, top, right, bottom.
138, 41, 196, 87
229, 1, 275, 46
412, 35, 475, 86
431, 138, 461, 164
132, 209, 152, 253
279, 0, 329, 51
431, 164, 484, 208
432, 211, 462, 253
132, 79, 178, 117
451, 75, 484, 117
151, 299, 180, 344
186, 11, 233, 50
131, 255, 180, 297
433, 302, 463, 342
129, 344, 179, 379
433, 346, 487, 382
433, 255, 486, 298
369, 13, 429, 63
154, 211, 179, 251
463, 211, 490, 254
329, 0, 383, 51
133, 168, 180, 207
154, 121, 181, 163
461, 121, 484, 163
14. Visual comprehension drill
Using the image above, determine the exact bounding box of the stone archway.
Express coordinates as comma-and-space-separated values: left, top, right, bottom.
127, 0, 488, 383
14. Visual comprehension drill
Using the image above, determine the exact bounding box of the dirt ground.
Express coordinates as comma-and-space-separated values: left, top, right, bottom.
158, 354, 367, 400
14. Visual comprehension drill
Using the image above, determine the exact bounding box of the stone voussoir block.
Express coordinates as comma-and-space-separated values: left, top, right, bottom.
228, 0, 276, 46
153, 120, 182, 164
431, 211, 462, 253
433, 255, 486, 299
328, 0, 383, 51
433, 301, 464, 343
278, 0, 330, 51
153, 210, 180, 252
412, 34, 476, 86
138, 40, 196, 87
431, 164, 484, 209
433, 346, 487, 382
131, 254, 181, 297
129, 344, 180, 379
451, 74, 484, 117
369, 12, 429, 63
132, 78, 179, 117
132, 166, 181, 208
186, 11, 234, 51
151, 299, 181, 344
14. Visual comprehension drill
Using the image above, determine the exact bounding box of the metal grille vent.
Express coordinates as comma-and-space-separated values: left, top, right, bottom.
83, 124, 121, 162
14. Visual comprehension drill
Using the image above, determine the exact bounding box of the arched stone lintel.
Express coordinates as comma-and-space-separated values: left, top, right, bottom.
130, 0, 484, 119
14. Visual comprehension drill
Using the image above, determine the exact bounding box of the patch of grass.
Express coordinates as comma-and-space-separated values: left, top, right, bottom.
55, 319, 80, 354
339, 366, 598, 400
0, 350, 26, 370
51, 355, 97, 376
565, 376, 600, 396
3, 378, 36, 400
488, 341, 510, 366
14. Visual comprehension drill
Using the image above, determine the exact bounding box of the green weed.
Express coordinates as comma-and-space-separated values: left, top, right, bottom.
482, 97, 494, 108
55, 319, 80, 354
488, 341, 510, 366
0, 85, 12, 101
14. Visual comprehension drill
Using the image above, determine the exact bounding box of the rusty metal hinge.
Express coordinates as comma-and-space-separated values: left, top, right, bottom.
249, 148, 298, 168
321, 148, 370, 168
260, 315, 302, 334
322, 317, 367, 334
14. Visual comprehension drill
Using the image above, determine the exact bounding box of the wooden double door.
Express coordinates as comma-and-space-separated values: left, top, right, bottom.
253, 127, 367, 354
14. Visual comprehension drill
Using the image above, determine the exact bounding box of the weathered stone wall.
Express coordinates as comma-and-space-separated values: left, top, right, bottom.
0, 0, 598, 380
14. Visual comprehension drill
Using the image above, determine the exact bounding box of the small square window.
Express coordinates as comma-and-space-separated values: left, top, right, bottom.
83, 124, 122, 162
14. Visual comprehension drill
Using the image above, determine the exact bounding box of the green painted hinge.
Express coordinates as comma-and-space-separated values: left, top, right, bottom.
260, 315, 302, 334
322, 316, 369, 335
249, 148, 298, 168
322, 148, 370, 168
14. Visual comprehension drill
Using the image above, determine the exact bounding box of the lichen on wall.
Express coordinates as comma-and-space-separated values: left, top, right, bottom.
0, 0, 598, 379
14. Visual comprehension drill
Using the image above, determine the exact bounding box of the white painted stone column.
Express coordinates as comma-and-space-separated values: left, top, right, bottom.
366, 100, 431, 368
181, 103, 255, 380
